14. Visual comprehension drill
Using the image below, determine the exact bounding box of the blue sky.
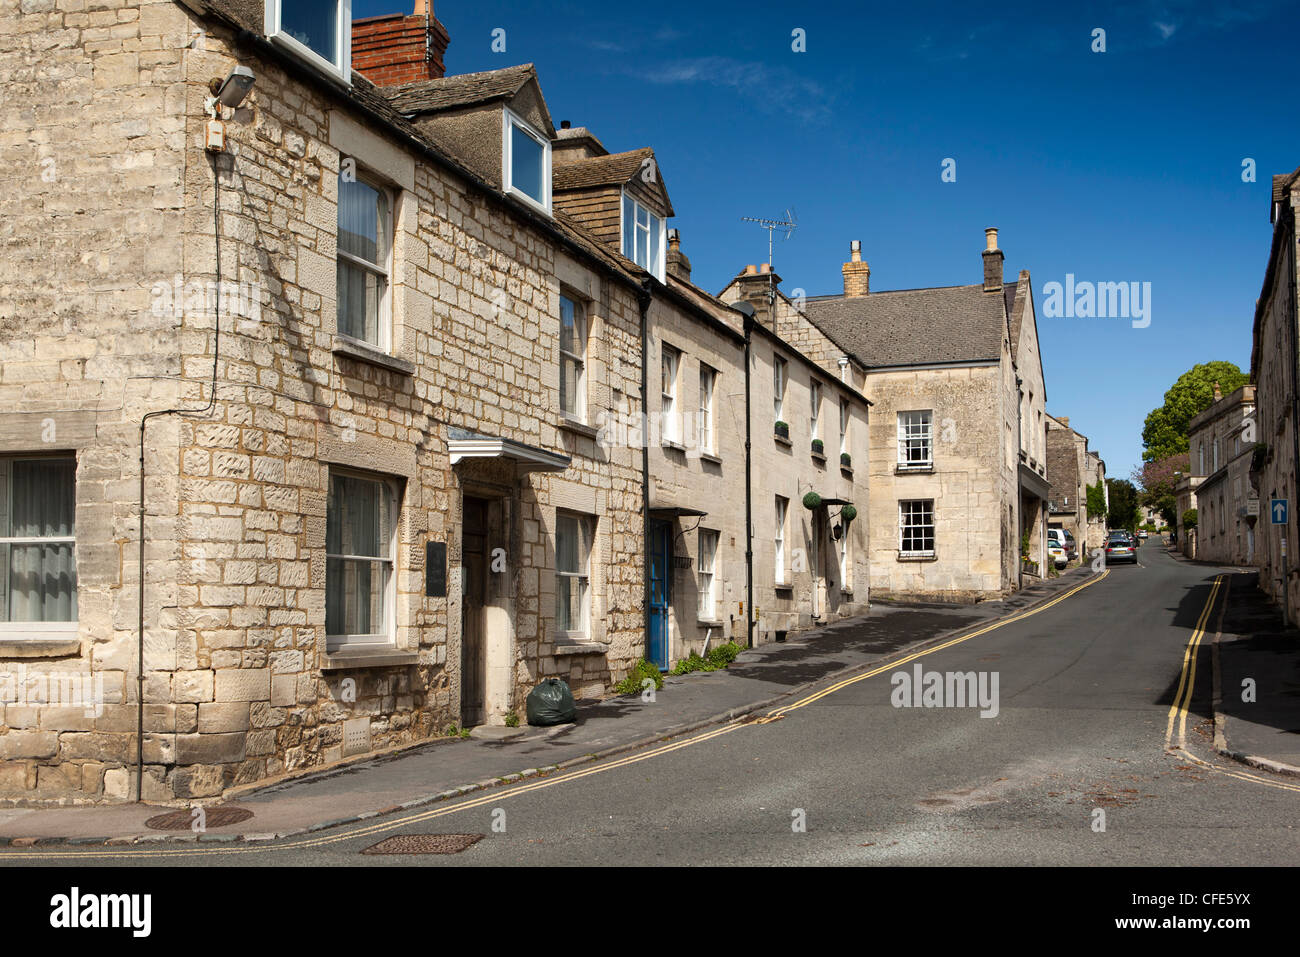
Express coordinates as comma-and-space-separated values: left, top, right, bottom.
357, 0, 1299, 480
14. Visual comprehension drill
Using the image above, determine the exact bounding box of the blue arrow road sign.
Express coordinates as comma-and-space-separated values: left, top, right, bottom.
1271, 499, 1288, 525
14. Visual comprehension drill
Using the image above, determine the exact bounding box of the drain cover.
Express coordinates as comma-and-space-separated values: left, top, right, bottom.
361, 833, 485, 855
145, 805, 254, 830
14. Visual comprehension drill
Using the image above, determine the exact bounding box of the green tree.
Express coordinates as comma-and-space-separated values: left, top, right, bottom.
1085, 479, 1107, 520
1107, 478, 1141, 531
1141, 361, 1249, 462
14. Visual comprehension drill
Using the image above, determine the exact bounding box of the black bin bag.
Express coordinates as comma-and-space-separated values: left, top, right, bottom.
526, 677, 576, 726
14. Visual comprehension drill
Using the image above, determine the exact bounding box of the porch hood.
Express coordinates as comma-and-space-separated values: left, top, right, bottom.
447, 427, 571, 472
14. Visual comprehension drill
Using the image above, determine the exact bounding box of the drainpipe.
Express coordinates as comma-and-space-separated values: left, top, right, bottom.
638, 280, 652, 661
743, 316, 755, 647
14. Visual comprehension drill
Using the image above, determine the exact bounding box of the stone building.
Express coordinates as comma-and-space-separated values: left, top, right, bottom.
799, 232, 1051, 600
0, 0, 876, 802
0, 0, 663, 801
717, 267, 873, 641
1174, 475, 1204, 558
1250, 166, 1300, 612
1045, 414, 1090, 560
1189, 385, 1257, 566
1251, 165, 1300, 615
1082, 449, 1108, 551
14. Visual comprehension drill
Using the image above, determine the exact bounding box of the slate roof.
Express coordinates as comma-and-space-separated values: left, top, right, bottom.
384, 64, 537, 114
803, 284, 1007, 369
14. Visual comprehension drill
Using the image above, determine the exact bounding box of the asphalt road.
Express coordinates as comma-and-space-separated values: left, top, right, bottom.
8, 544, 1298, 866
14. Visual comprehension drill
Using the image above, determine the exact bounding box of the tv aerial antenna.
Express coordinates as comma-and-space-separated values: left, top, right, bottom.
741, 208, 797, 303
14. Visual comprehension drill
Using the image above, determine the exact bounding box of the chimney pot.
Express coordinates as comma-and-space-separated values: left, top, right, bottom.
760, 262, 771, 274
985, 227, 999, 251
560, 120, 571, 129
744, 264, 758, 276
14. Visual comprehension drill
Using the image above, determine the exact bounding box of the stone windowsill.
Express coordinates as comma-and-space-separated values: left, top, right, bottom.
553, 639, 607, 656
896, 464, 934, 475
662, 439, 687, 452
700, 452, 723, 466
696, 619, 726, 629
774, 433, 792, 448
840, 463, 854, 476
321, 646, 420, 670
811, 450, 827, 463
897, 552, 938, 563
559, 417, 600, 440
332, 336, 416, 375
0, 636, 82, 659
774, 581, 794, 592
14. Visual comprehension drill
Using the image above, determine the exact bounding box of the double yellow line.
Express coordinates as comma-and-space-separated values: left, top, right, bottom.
1162, 574, 1300, 793
1164, 575, 1223, 751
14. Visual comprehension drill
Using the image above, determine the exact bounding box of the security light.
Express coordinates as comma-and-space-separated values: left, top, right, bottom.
209, 66, 255, 109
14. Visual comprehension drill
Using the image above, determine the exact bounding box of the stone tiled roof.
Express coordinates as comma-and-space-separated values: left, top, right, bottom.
1272, 165, 1300, 202
384, 64, 537, 114
804, 284, 1006, 368
553, 149, 654, 190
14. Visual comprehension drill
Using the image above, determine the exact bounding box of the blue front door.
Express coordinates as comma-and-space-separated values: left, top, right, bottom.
647, 520, 671, 670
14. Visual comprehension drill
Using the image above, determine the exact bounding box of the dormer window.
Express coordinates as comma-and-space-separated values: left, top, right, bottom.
622, 193, 664, 280
265, 0, 352, 82
503, 109, 551, 214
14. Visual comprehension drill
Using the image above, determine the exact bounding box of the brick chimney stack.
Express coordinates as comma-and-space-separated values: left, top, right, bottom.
982, 227, 1003, 293
666, 229, 692, 284
352, 0, 451, 87
842, 240, 870, 297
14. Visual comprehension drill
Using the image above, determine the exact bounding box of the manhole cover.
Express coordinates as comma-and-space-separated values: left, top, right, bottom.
361, 833, 485, 855
145, 805, 254, 830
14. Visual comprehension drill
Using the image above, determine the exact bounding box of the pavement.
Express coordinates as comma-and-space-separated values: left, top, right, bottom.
1211, 569, 1300, 775
0, 564, 1097, 846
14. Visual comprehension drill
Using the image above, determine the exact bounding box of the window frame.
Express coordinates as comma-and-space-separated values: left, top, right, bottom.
661, 343, 680, 444
774, 356, 787, 425
502, 107, 552, 215
810, 380, 822, 442
325, 467, 401, 651
697, 528, 719, 620
775, 495, 789, 585
335, 168, 394, 353
555, 511, 594, 641
0, 453, 78, 637
839, 398, 850, 456
620, 190, 665, 281
899, 499, 936, 558
559, 292, 587, 422
698, 364, 716, 455
897, 410, 934, 470
264, 0, 352, 84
